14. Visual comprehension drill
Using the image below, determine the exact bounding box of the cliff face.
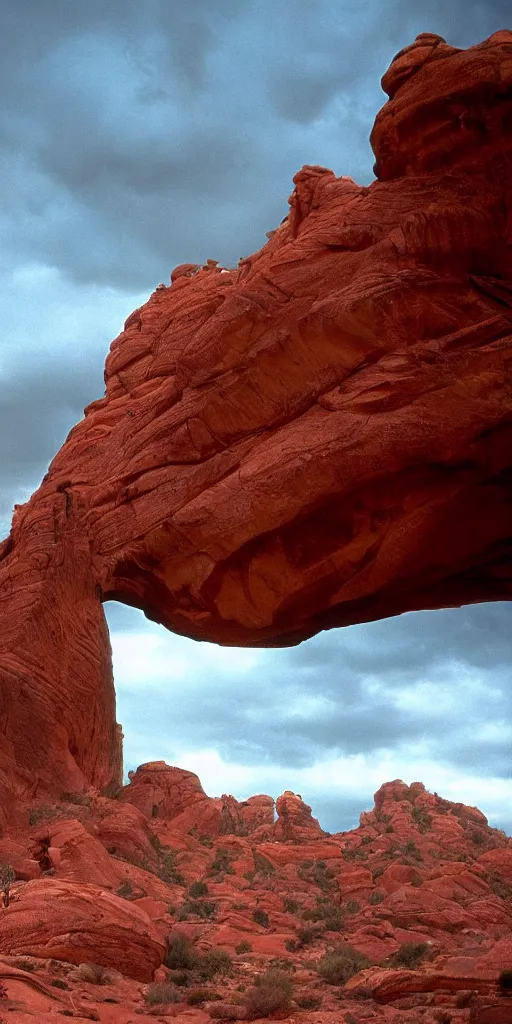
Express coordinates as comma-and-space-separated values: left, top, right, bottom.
0, 29, 511, 801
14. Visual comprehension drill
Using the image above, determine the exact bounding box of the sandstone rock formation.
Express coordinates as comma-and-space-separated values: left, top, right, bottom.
0, 771, 508, 1020
0, 31, 511, 812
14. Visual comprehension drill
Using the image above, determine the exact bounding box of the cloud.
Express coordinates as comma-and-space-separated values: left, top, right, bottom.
0, 0, 508, 291
0, 263, 146, 534
108, 599, 512, 833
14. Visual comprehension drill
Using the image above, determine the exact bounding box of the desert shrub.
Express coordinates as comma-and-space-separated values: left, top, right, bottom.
252, 908, 269, 928
489, 876, 512, 900
189, 880, 209, 898
298, 859, 336, 891
198, 835, 213, 848
346, 899, 361, 914
100, 780, 121, 799
60, 791, 90, 806
209, 847, 235, 876
372, 866, 384, 880
245, 968, 292, 1018
74, 962, 112, 984
499, 968, 512, 989
369, 890, 385, 905
411, 807, 432, 833
28, 806, 59, 826
157, 848, 185, 885
385, 824, 394, 833
187, 988, 222, 1005
51, 979, 69, 989
389, 942, 430, 968
209, 1003, 243, 1020
296, 994, 322, 1009
285, 939, 297, 952
253, 851, 276, 876
455, 990, 475, 1007
197, 948, 233, 981
232, 902, 248, 911
16, 960, 36, 972
179, 899, 217, 920
303, 903, 344, 931
116, 880, 134, 899
471, 829, 485, 845
0, 981, 7, 999
315, 944, 370, 985
145, 982, 182, 1005
296, 925, 323, 946
400, 840, 423, 863
282, 897, 299, 914
433, 1013, 452, 1024
341, 847, 358, 861
235, 941, 252, 954
0, 864, 15, 887
165, 933, 197, 971
168, 970, 190, 986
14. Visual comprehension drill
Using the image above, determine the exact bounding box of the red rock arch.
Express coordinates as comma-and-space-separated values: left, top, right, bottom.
0, 30, 511, 811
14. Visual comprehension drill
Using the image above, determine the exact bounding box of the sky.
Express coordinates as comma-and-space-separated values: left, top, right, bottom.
1, 0, 511, 835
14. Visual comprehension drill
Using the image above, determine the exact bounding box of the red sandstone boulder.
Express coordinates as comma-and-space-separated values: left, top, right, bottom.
0, 878, 165, 981
273, 790, 326, 841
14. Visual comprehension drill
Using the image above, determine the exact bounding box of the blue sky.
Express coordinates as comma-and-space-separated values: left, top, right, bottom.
1, 0, 511, 833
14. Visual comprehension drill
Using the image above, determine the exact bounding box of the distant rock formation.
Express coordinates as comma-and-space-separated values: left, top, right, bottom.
0, 770, 509, 1019
0, 29, 511, 803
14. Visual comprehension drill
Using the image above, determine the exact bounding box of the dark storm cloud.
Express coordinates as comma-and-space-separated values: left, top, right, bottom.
0, 0, 509, 289
0, 359, 103, 531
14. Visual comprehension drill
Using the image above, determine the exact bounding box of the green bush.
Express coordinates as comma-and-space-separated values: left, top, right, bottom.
157, 849, 185, 885
283, 897, 300, 914
297, 859, 336, 891
0, 864, 15, 887
302, 903, 344, 932
285, 939, 297, 952
235, 941, 252, 954
315, 944, 370, 985
168, 970, 190, 987
198, 835, 213, 848
165, 933, 196, 971
499, 968, 512, 989
296, 925, 322, 946
411, 807, 432, 833
252, 908, 269, 928
186, 988, 222, 1005
346, 899, 360, 914
245, 968, 292, 1018
116, 880, 134, 899
209, 847, 235, 876
145, 982, 181, 1005
209, 1004, 242, 1020
369, 890, 385, 905
178, 899, 217, 920
197, 948, 233, 981
188, 880, 209, 898
389, 942, 430, 968
253, 852, 276, 876
296, 994, 322, 1009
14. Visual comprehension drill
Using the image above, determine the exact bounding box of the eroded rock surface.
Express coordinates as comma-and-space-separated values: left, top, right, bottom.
0, 772, 508, 1021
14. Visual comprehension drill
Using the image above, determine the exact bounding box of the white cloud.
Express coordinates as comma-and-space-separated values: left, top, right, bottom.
110, 618, 512, 835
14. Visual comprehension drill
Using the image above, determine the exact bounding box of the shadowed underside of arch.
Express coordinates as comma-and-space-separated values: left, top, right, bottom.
0, 29, 511, 808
